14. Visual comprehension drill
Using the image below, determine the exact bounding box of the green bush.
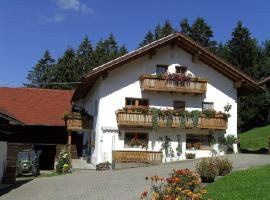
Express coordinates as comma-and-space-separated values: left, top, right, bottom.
56, 147, 71, 174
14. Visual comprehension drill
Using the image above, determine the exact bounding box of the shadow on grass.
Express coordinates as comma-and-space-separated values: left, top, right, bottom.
240, 147, 268, 154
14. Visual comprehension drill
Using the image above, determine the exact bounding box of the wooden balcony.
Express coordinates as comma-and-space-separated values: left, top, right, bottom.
139, 74, 207, 94
112, 150, 163, 163
116, 110, 227, 130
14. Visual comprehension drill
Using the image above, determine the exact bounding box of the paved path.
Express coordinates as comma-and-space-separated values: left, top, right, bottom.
1, 154, 270, 200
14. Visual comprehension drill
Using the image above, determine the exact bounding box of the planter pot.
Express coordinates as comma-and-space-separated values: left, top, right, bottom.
219, 170, 230, 176
201, 176, 215, 183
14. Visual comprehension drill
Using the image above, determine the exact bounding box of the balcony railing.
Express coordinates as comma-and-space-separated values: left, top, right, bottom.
139, 74, 207, 94
116, 110, 227, 130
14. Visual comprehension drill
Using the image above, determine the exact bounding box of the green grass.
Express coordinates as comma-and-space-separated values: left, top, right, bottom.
205, 165, 270, 200
239, 124, 270, 150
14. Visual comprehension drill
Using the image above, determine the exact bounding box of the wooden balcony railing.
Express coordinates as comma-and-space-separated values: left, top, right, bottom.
112, 150, 163, 163
139, 74, 207, 94
116, 110, 227, 130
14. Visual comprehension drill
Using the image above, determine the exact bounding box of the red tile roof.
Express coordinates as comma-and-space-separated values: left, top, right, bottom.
0, 87, 73, 126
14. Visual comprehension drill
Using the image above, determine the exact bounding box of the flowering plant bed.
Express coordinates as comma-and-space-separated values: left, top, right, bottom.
140, 169, 208, 200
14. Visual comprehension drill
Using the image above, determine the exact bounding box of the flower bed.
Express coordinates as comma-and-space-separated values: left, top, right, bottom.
140, 169, 208, 200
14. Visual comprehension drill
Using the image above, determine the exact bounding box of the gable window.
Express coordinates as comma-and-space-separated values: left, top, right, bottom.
173, 101, 185, 111
202, 102, 214, 110
176, 66, 187, 74
124, 133, 148, 148
125, 98, 149, 108
186, 134, 211, 150
156, 65, 168, 74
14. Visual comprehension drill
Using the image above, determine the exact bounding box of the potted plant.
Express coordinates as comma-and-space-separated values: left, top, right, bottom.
224, 135, 237, 154
185, 152, 196, 159
196, 158, 218, 183
216, 158, 233, 176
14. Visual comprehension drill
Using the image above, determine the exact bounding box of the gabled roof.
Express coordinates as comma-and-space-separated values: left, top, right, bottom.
0, 87, 73, 126
72, 32, 263, 101
0, 107, 24, 126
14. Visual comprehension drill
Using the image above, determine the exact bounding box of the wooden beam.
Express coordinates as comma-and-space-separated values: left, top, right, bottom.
192, 51, 201, 63
233, 80, 243, 89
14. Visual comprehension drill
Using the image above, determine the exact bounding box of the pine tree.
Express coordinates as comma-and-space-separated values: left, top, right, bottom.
180, 17, 216, 49
76, 36, 94, 75
25, 50, 55, 88
180, 18, 191, 35
139, 31, 155, 47
154, 23, 162, 40
119, 45, 128, 56
161, 20, 174, 37
52, 47, 79, 89
227, 21, 257, 77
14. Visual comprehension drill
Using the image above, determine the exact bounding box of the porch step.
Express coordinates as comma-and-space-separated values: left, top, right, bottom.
72, 159, 95, 170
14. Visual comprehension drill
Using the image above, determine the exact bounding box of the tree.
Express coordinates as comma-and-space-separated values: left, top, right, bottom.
139, 31, 155, 47
161, 20, 175, 37
227, 21, 258, 78
76, 35, 94, 75
25, 50, 55, 88
52, 47, 79, 89
154, 23, 162, 40
180, 17, 216, 48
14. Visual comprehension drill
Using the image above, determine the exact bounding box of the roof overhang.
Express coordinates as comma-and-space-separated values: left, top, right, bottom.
72, 33, 263, 101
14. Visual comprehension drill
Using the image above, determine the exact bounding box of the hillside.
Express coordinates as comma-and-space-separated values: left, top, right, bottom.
239, 125, 270, 150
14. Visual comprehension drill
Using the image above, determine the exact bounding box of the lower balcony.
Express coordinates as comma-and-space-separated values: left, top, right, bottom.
112, 150, 163, 164
116, 109, 228, 130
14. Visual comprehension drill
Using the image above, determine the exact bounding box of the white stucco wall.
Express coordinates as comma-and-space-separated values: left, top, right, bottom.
75, 45, 238, 164
0, 141, 7, 182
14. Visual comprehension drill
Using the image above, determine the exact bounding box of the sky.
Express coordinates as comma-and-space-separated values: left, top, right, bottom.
1, 0, 270, 86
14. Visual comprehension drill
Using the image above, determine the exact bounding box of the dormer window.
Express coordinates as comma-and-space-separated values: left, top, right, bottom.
156, 65, 168, 74
176, 66, 187, 74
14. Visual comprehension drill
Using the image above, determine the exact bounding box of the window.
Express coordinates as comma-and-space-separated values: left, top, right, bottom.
186, 134, 212, 150
124, 133, 148, 148
173, 101, 185, 111
156, 65, 168, 74
176, 66, 187, 74
202, 102, 214, 110
125, 98, 149, 107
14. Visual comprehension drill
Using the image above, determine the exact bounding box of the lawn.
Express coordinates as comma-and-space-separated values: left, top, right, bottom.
205, 165, 270, 200
239, 124, 270, 150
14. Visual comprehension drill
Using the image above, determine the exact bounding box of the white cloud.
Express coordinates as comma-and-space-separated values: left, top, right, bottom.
56, 0, 93, 13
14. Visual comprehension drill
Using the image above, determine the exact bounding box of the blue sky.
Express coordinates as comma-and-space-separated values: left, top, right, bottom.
1, 0, 270, 86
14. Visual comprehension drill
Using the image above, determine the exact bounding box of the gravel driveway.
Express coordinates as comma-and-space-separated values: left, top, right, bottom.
1, 154, 270, 200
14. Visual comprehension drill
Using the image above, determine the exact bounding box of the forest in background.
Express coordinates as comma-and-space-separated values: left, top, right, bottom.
25, 18, 270, 131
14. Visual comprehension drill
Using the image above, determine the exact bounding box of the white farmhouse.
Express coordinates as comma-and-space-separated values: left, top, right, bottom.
72, 33, 261, 166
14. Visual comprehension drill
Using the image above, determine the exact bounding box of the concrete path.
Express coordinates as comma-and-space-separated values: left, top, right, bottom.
1, 154, 270, 200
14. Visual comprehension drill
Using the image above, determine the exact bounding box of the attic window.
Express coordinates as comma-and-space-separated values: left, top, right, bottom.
156, 65, 168, 74
176, 66, 187, 74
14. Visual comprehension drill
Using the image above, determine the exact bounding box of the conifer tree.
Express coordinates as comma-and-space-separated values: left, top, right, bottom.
25, 50, 55, 88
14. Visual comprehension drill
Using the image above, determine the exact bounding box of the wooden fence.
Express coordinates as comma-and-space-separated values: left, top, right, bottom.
112, 150, 163, 163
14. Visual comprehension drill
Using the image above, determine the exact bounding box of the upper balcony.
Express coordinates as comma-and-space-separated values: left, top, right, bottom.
139, 74, 207, 94
116, 108, 227, 130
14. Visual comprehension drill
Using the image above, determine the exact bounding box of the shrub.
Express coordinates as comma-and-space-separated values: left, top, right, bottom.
196, 158, 218, 183
141, 169, 207, 200
215, 158, 233, 175
185, 153, 196, 159
56, 147, 71, 174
